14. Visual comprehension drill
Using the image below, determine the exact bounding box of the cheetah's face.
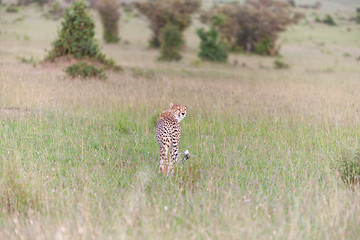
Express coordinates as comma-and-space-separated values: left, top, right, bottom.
170, 103, 187, 122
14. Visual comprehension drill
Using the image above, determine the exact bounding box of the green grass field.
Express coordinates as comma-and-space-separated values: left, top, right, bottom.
1, 1, 360, 239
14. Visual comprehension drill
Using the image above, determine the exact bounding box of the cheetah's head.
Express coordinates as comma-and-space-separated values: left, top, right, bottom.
170, 103, 187, 122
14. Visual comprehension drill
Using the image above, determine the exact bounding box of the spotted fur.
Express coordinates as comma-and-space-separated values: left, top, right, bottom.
156, 103, 187, 176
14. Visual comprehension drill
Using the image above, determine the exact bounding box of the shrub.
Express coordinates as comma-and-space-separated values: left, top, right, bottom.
46, 1, 101, 60
46, 0, 98, 60
66, 62, 106, 79
134, 0, 201, 48
190, 58, 202, 67
6, 4, 19, 13
197, 25, 227, 62
158, 23, 183, 61
322, 14, 336, 26
255, 37, 276, 56
273, 59, 289, 69
338, 149, 360, 186
46, 0, 117, 73
97, 0, 121, 43
17, 55, 37, 67
356, 13, 360, 24
202, 0, 304, 55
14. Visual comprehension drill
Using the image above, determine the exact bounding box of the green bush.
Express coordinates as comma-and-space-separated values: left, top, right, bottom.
190, 58, 202, 67
46, 1, 102, 60
65, 62, 106, 79
197, 26, 227, 62
158, 23, 183, 61
323, 14, 336, 26
6, 5, 19, 13
17, 55, 37, 67
273, 59, 289, 69
356, 13, 360, 24
255, 37, 276, 56
338, 149, 360, 186
97, 0, 121, 43
46, 0, 119, 72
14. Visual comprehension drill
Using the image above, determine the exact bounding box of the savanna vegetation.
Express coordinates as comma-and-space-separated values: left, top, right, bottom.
1, 0, 360, 239
196, 16, 228, 62
45, 0, 117, 78
96, 0, 121, 43
201, 0, 305, 55
134, 0, 201, 48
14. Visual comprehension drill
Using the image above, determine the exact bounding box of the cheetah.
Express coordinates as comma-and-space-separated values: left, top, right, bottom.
156, 103, 187, 176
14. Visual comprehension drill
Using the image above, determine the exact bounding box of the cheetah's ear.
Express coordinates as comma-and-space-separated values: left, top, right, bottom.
170, 103, 174, 108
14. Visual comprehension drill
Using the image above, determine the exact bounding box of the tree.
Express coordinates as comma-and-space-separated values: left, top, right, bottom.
46, 0, 99, 60
46, 0, 119, 79
134, 0, 201, 48
97, 0, 121, 43
202, 0, 304, 55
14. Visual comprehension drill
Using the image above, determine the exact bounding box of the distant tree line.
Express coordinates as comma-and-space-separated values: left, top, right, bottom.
8, 0, 308, 79
12, 0, 305, 61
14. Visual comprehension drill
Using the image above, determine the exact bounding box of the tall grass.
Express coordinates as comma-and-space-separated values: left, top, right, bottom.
1, 109, 360, 239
